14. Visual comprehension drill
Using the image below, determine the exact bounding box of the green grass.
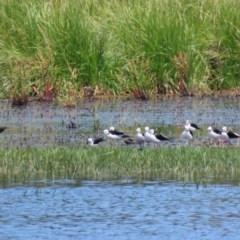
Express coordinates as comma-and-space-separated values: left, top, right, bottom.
1, 146, 240, 186
1, 0, 240, 100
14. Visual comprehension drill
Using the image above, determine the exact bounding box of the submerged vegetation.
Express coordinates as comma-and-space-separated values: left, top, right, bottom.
1, 146, 240, 186
1, 0, 240, 104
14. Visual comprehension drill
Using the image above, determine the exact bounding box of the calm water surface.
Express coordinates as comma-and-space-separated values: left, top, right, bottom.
1, 180, 240, 240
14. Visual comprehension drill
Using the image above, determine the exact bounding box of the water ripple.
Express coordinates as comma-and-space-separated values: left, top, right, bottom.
0, 180, 240, 239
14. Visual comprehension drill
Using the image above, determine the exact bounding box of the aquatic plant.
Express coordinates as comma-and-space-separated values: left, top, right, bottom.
1, 146, 240, 186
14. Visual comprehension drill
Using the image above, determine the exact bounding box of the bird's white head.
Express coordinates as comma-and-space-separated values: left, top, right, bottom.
222, 126, 227, 132
150, 129, 154, 134
103, 129, 109, 135
207, 126, 213, 132
145, 126, 149, 132
87, 138, 93, 144
136, 127, 141, 133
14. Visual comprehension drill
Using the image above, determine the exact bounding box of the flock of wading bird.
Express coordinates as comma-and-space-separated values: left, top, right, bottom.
0, 119, 238, 148
87, 120, 240, 148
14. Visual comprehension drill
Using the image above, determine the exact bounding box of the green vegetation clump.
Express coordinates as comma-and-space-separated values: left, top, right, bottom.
1, 0, 240, 101
1, 146, 240, 186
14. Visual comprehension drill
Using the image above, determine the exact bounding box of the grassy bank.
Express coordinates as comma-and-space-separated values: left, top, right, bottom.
1, 146, 240, 186
1, 0, 240, 103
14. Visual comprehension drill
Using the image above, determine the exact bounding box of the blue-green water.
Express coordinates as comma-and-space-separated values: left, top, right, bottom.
1, 180, 240, 240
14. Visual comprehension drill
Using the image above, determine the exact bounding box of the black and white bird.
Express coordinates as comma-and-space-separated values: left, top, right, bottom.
103, 127, 129, 142
147, 129, 161, 144
87, 137, 105, 146
221, 126, 240, 141
144, 127, 170, 144
108, 127, 129, 138
136, 127, 145, 145
150, 129, 170, 142
144, 126, 152, 144
181, 126, 193, 142
185, 120, 200, 131
207, 126, 222, 142
103, 129, 123, 140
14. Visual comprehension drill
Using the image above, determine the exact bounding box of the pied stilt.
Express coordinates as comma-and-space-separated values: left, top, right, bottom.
221, 126, 240, 144
185, 120, 200, 131
103, 128, 129, 147
150, 129, 170, 142
207, 126, 222, 139
87, 137, 105, 146
181, 126, 193, 144
103, 129, 123, 140
109, 127, 129, 138
147, 129, 161, 144
136, 127, 145, 144
222, 126, 240, 139
144, 126, 152, 144
207, 126, 222, 145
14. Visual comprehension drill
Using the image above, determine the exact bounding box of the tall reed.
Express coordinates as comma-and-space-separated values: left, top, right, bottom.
0, 146, 240, 186
0, 0, 240, 98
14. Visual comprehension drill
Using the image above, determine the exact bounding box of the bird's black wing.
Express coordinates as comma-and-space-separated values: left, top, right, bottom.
213, 128, 222, 134
155, 134, 170, 141
227, 131, 240, 139
94, 137, 105, 144
109, 130, 124, 136
190, 123, 200, 130
0, 127, 7, 133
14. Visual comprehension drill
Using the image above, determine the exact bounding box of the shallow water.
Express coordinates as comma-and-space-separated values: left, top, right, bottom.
1, 180, 240, 240
0, 96, 240, 147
